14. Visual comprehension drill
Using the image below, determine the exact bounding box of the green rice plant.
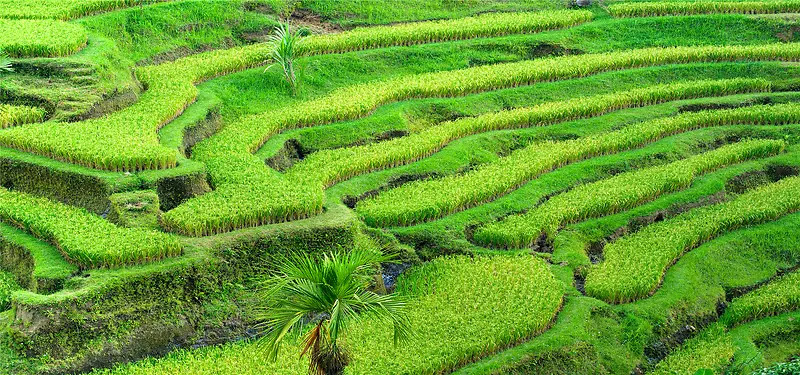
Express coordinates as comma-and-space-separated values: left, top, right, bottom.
0, 104, 45, 128
0, 10, 592, 172
89, 255, 562, 375
169, 43, 800, 235
300, 10, 593, 54
649, 324, 735, 375
609, 1, 800, 18
585, 175, 800, 304
288, 79, 773, 188
0, 19, 87, 57
721, 270, 800, 327
752, 359, 800, 375
473, 139, 786, 249
0, 187, 182, 269
0, 271, 20, 311
356, 103, 800, 227
0, 0, 171, 20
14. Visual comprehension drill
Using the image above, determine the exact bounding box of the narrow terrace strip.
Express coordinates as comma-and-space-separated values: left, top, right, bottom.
609, 1, 800, 18
0, 10, 591, 172
585, 175, 800, 304
721, 269, 800, 327
648, 324, 735, 375
0, 0, 173, 20
356, 103, 800, 227
287, 79, 772, 187
170, 43, 800, 236
473, 139, 785, 249
0, 19, 87, 57
0, 188, 182, 269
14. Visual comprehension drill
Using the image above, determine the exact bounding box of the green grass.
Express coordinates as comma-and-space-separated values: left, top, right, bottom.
0, 271, 19, 311
609, 1, 800, 18
356, 103, 800, 227
0, 187, 181, 269
92, 255, 562, 375
0, 19, 87, 57
473, 139, 786, 248
0, 0, 174, 20
722, 269, 800, 327
649, 323, 735, 375
0, 104, 45, 128
586, 174, 800, 304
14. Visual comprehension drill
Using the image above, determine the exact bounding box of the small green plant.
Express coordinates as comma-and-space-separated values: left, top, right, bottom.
257, 249, 411, 375
266, 21, 308, 96
0, 49, 12, 73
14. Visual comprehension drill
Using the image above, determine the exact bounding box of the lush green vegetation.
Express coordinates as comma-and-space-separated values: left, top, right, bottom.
474, 139, 785, 248
92, 255, 562, 375
586, 175, 800, 303
722, 270, 800, 327
0, 104, 45, 128
0, 19, 87, 57
1, 1, 800, 375
0, 187, 181, 268
609, 1, 800, 17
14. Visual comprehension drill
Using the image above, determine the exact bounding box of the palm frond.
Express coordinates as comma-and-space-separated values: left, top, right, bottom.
0, 50, 13, 73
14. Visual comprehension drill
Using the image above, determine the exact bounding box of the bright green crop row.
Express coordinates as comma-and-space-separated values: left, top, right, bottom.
92, 255, 561, 375
356, 103, 800, 227
608, 1, 800, 17
585, 175, 800, 304
171, 43, 800, 236
721, 269, 800, 327
473, 139, 785, 249
0, 104, 45, 128
0, 0, 172, 20
0, 19, 87, 57
0, 10, 590, 172
289, 79, 772, 187
301, 10, 592, 54
649, 324, 735, 375
0, 188, 182, 269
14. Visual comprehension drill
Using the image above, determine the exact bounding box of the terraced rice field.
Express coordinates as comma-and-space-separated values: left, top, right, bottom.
0, 1, 799, 375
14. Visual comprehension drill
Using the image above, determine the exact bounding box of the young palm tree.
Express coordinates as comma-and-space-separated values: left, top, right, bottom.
265, 21, 307, 96
257, 249, 411, 375
0, 49, 12, 74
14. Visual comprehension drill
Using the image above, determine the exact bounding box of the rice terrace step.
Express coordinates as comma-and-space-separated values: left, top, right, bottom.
0, 1, 799, 374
